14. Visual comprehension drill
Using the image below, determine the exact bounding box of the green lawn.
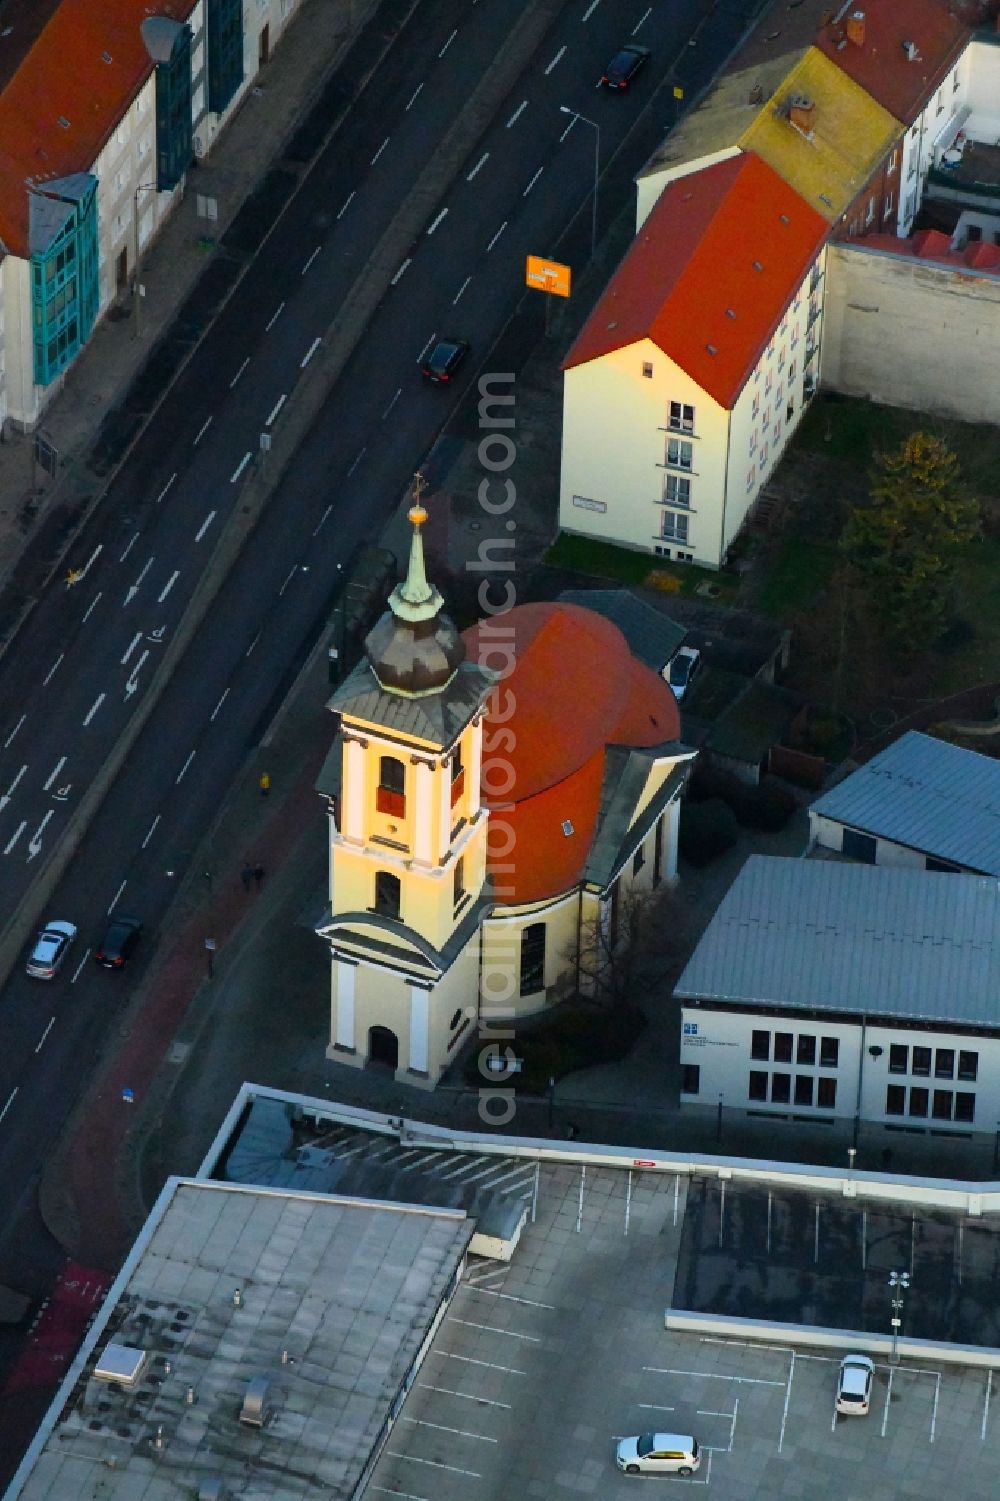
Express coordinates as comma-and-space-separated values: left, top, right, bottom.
757, 537, 838, 618
546, 532, 739, 601
924, 533, 1000, 695
793, 396, 1000, 494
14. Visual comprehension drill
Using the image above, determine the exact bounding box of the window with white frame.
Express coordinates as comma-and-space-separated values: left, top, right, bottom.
884, 190, 893, 217
788, 360, 796, 384
762, 405, 770, 431
666, 437, 693, 470
765, 371, 772, 395
749, 428, 757, 454
865, 196, 875, 225
752, 392, 759, 417
663, 474, 691, 506
668, 400, 695, 433
661, 511, 689, 542
888, 149, 898, 174
759, 441, 769, 470
746, 468, 755, 492
778, 346, 786, 369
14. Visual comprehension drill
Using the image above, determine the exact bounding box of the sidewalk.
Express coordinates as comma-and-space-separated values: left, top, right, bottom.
0, 0, 377, 628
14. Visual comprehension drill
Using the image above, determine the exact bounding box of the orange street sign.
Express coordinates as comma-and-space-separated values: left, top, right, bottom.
526, 256, 571, 298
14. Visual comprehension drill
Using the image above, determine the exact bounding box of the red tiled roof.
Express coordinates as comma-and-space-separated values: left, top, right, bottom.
0, 0, 195, 256
563, 153, 829, 409
463, 602, 680, 904
815, 0, 969, 126
863, 230, 1000, 273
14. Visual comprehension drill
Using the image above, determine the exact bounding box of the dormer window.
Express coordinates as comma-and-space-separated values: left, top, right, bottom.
376, 755, 406, 817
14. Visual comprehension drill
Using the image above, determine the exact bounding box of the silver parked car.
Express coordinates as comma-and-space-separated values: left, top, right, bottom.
835, 1353, 875, 1415
616, 1432, 700, 1475
26, 920, 77, 980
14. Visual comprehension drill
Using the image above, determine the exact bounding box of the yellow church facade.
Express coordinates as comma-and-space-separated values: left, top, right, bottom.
316, 505, 694, 1088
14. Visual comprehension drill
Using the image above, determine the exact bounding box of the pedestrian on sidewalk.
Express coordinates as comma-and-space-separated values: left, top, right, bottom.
241, 863, 254, 893
259, 772, 271, 797
253, 864, 265, 890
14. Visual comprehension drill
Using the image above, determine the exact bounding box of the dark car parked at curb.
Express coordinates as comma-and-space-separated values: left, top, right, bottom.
94, 916, 143, 970
601, 44, 650, 90
421, 338, 469, 384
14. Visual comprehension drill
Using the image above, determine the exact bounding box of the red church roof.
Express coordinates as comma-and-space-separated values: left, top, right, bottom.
463, 602, 680, 905
563, 153, 829, 410
0, 0, 195, 256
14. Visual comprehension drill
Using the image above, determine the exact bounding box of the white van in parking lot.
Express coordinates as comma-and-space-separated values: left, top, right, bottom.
615, 1432, 700, 1475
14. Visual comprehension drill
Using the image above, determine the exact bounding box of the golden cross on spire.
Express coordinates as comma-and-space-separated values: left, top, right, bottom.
412, 470, 428, 505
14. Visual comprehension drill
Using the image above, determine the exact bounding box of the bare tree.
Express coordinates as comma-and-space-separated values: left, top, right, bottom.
572, 881, 693, 1007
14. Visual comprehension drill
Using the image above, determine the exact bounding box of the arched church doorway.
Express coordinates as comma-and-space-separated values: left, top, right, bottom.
368, 1025, 399, 1071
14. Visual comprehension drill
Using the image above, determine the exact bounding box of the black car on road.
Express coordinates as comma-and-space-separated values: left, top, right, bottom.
94, 916, 143, 970
601, 44, 651, 90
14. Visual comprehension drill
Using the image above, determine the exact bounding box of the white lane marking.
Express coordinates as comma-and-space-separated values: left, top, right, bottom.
401, 1416, 497, 1443
982, 1369, 993, 1442
371, 1491, 430, 1501
582, 0, 600, 16
35, 1017, 56, 1053
157, 570, 179, 604
406, 83, 424, 111
0, 765, 27, 809
266, 301, 285, 330
27, 810, 53, 861
266, 394, 287, 426
385, 1453, 479, 1480
391, 258, 412, 286
467, 152, 489, 182
108, 878, 127, 914
418, 333, 436, 362
4, 715, 26, 749
83, 591, 102, 623
301, 337, 321, 367
301, 246, 321, 275
70, 948, 91, 983
141, 814, 161, 849
3, 820, 26, 855
210, 688, 229, 721
470, 1289, 555, 1309
245, 631, 260, 657
42, 757, 66, 793
195, 510, 217, 542
229, 356, 250, 387
544, 44, 566, 74
427, 208, 448, 236
370, 136, 389, 165
507, 100, 527, 128
193, 415, 213, 445
632, 4, 651, 33
122, 632, 142, 665
279, 567, 297, 596
778, 1350, 795, 1453
486, 221, 507, 252
438, 27, 457, 57
124, 650, 149, 698
80, 545, 102, 579
155, 473, 177, 504
453, 276, 471, 303
447, 1317, 540, 1342
175, 750, 196, 784
83, 694, 105, 727
381, 388, 402, 419
336, 192, 354, 221
523, 166, 543, 196
43, 654, 64, 686
230, 452, 252, 483
559, 113, 578, 142
0, 1089, 17, 1125
639, 1404, 676, 1413
431, 1350, 525, 1375
347, 447, 367, 477
125, 557, 154, 607
312, 505, 333, 536
418, 1383, 511, 1409
119, 534, 139, 562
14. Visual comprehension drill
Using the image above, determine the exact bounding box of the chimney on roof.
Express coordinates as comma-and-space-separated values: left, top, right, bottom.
788, 95, 816, 134
846, 9, 865, 46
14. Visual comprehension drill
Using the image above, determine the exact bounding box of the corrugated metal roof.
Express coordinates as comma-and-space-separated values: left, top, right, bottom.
812, 731, 1000, 877
675, 855, 1000, 1027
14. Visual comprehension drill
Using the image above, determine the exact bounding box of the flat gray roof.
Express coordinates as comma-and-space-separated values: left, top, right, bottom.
11, 1180, 471, 1500
811, 731, 1000, 877
675, 855, 1000, 1028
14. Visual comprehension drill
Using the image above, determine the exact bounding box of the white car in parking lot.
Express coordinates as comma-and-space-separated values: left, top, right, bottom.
836, 1353, 875, 1414
615, 1432, 700, 1475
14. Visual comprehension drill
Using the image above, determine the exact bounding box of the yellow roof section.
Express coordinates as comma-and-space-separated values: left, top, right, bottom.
739, 47, 900, 223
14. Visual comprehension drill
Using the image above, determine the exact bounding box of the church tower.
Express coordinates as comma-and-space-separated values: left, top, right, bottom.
316, 490, 495, 1084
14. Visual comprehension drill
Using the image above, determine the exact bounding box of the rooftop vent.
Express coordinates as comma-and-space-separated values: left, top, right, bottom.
779, 213, 790, 224
787, 94, 815, 135
902, 39, 921, 61
94, 1343, 149, 1389
239, 1376, 273, 1429
752, 259, 764, 272
846, 10, 865, 47
561, 820, 574, 837
706, 343, 718, 355
725, 308, 736, 319
57, 116, 70, 129
101, 50, 112, 63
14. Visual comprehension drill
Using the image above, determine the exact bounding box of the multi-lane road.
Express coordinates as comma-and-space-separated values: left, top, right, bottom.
0, 0, 746, 1368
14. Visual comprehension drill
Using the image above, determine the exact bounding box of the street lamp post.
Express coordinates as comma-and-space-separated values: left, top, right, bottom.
887, 1270, 910, 1366
132, 182, 158, 339
559, 107, 600, 260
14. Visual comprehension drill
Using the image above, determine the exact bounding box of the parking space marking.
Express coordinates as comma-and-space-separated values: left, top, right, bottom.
645, 1366, 785, 1387
982, 1369, 993, 1441
372, 1489, 430, 1501
470, 1289, 555, 1310
418, 1382, 511, 1409
778, 1349, 795, 1453
448, 1318, 540, 1342
639, 1403, 675, 1413
431, 1351, 526, 1376
386, 1451, 480, 1478
401, 1416, 497, 1443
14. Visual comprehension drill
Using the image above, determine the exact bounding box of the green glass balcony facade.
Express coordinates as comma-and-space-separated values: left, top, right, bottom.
29, 176, 99, 387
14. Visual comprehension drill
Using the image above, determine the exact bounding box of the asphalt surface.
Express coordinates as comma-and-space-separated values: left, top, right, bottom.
0, 0, 766, 1452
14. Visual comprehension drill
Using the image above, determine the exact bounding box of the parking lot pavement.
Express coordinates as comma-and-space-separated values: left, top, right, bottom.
365, 1159, 1000, 1501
